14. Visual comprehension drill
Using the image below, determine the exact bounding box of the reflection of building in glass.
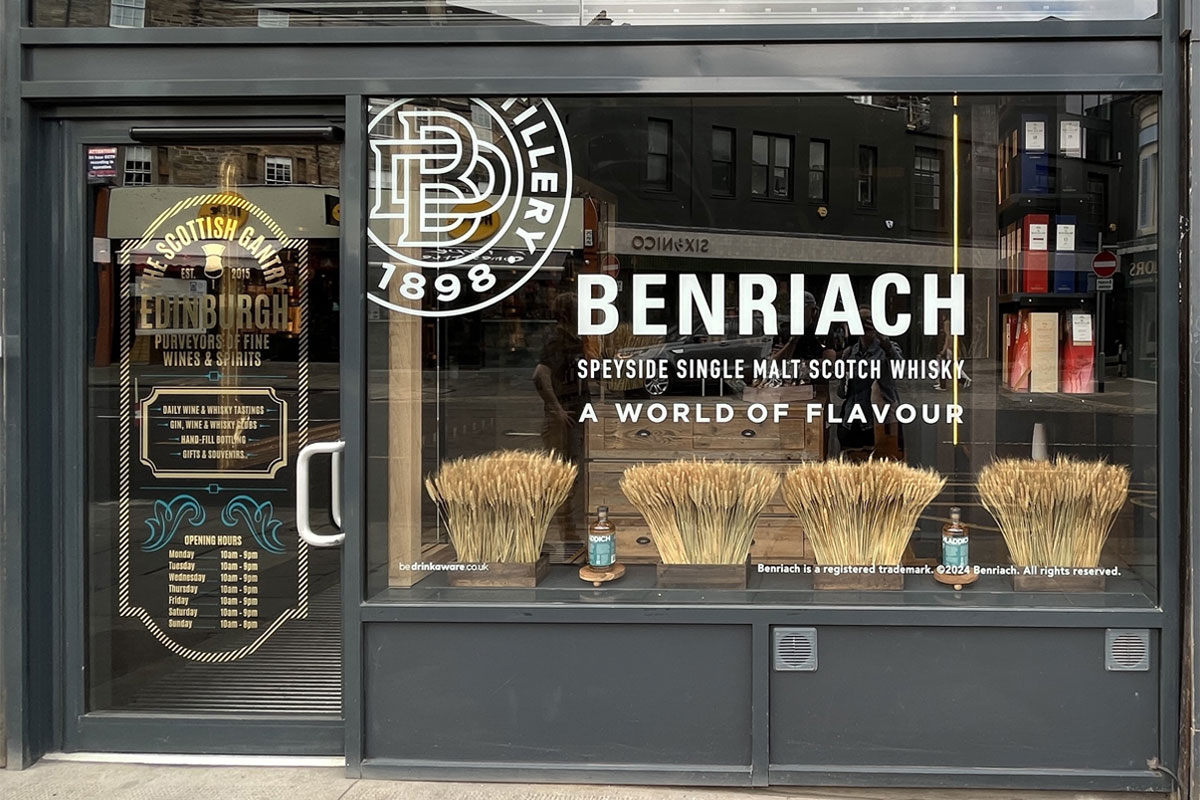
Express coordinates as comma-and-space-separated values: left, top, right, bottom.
103, 143, 340, 189
33, 0, 1157, 27
1121, 97, 1159, 382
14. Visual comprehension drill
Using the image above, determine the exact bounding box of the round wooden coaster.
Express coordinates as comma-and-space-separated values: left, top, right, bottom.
933, 568, 978, 590
579, 563, 626, 587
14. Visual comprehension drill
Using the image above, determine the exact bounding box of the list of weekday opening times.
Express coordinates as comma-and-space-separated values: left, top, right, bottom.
166, 541, 261, 631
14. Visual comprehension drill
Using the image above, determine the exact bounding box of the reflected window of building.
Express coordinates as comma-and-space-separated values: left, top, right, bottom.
108, 0, 144, 28
122, 146, 152, 186
471, 104, 495, 144
912, 146, 942, 230
752, 132, 792, 200
38, 0, 1160, 27
257, 9, 290, 26
1137, 101, 1159, 235
265, 155, 294, 185
712, 127, 735, 197
807, 139, 829, 202
646, 118, 672, 191
856, 145, 877, 208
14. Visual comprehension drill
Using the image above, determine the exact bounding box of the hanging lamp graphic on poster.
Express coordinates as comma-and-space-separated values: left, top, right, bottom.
117, 187, 313, 662
366, 97, 573, 317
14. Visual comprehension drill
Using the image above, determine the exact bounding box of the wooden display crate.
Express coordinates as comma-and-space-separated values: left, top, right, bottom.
1013, 573, 1105, 592
656, 561, 750, 589
814, 568, 905, 590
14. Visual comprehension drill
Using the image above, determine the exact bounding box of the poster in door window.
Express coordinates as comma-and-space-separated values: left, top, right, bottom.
116, 190, 311, 662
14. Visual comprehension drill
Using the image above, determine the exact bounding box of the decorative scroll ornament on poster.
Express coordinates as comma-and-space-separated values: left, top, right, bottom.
117, 190, 312, 662
366, 97, 573, 317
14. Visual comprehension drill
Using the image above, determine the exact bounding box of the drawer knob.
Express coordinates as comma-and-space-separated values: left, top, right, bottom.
636, 536, 651, 545
635, 429, 651, 438
741, 429, 756, 438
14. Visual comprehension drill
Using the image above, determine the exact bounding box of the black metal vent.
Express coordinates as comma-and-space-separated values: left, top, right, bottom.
773, 627, 817, 672
1105, 629, 1150, 672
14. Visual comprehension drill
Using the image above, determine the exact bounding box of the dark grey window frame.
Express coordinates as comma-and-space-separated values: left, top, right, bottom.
711, 125, 735, 197
911, 144, 943, 231
645, 116, 673, 192
855, 143, 878, 209
751, 131, 793, 200
0, 3, 1183, 793
807, 137, 829, 203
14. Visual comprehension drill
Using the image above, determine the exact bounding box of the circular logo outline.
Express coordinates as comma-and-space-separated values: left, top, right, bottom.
366, 97, 573, 319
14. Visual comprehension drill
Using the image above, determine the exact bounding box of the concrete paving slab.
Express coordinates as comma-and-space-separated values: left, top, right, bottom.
0, 761, 1175, 800
0, 761, 353, 800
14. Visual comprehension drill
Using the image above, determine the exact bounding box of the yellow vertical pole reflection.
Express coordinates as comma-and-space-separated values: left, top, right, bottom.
952, 96, 961, 446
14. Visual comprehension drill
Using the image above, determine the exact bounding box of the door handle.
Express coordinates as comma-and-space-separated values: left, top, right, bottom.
297, 440, 346, 547
331, 448, 343, 530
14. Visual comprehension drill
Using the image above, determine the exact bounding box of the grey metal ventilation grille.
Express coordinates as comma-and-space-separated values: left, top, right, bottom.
773, 627, 818, 672
1105, 629, 1151, 672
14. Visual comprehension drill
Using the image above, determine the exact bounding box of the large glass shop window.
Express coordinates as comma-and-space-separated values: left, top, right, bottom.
365, 95, 1160, 608
86, 145, 342, 711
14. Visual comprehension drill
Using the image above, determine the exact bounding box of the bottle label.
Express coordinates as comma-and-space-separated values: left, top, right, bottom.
942, 535, 968, 570
589, 533, 616, 567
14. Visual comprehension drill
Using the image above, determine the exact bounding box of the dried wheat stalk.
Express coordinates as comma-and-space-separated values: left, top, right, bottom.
977, 457, 1129, 567
424, 450, 578, 563
620, 459, 777, 564
781, 460, 945, 566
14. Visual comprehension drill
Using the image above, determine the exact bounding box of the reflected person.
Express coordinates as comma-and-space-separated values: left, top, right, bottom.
532, 291, 587, 458
836, 308, 903, 462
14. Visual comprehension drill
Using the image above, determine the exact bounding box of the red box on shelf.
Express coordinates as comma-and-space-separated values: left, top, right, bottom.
1008, 311, 1032, 391
1021, 214, 1050, 294
1061, 311, 1096, 393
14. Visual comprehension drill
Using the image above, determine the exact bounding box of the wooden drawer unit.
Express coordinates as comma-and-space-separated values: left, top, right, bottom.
588, 416, 694, 454
583, 400, 824, 566
779, 416, 823, 459
587, 401, 823, 461
693, 419, 782, 451
589, 461, 796, 516
611, 516, 810, 565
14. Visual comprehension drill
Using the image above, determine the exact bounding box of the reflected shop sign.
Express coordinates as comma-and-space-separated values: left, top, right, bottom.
117, 192, 311, 662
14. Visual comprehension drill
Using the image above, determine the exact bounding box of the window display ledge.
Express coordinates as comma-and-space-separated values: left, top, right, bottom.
364, 564, 1158, 614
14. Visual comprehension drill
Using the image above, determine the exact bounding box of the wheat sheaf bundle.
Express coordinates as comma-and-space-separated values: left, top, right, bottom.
619, 459, 777, 564
781, 460, 946, 565
424, 450, 577, 563
977, 457, 1129, 568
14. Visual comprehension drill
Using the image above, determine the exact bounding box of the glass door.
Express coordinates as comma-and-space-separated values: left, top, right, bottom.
70, 125, 346, 753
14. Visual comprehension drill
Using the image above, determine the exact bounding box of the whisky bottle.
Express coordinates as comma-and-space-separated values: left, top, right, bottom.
588, 506, 616, 572
941, 506, 969, 574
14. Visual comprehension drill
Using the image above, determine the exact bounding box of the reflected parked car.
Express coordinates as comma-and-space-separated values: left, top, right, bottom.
617, 318, 775, 396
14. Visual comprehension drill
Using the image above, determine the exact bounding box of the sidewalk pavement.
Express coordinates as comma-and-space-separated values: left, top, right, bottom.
0, 760, 1175, 800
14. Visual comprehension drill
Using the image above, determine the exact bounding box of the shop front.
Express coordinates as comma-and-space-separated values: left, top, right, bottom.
0, 0, 1185, 791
